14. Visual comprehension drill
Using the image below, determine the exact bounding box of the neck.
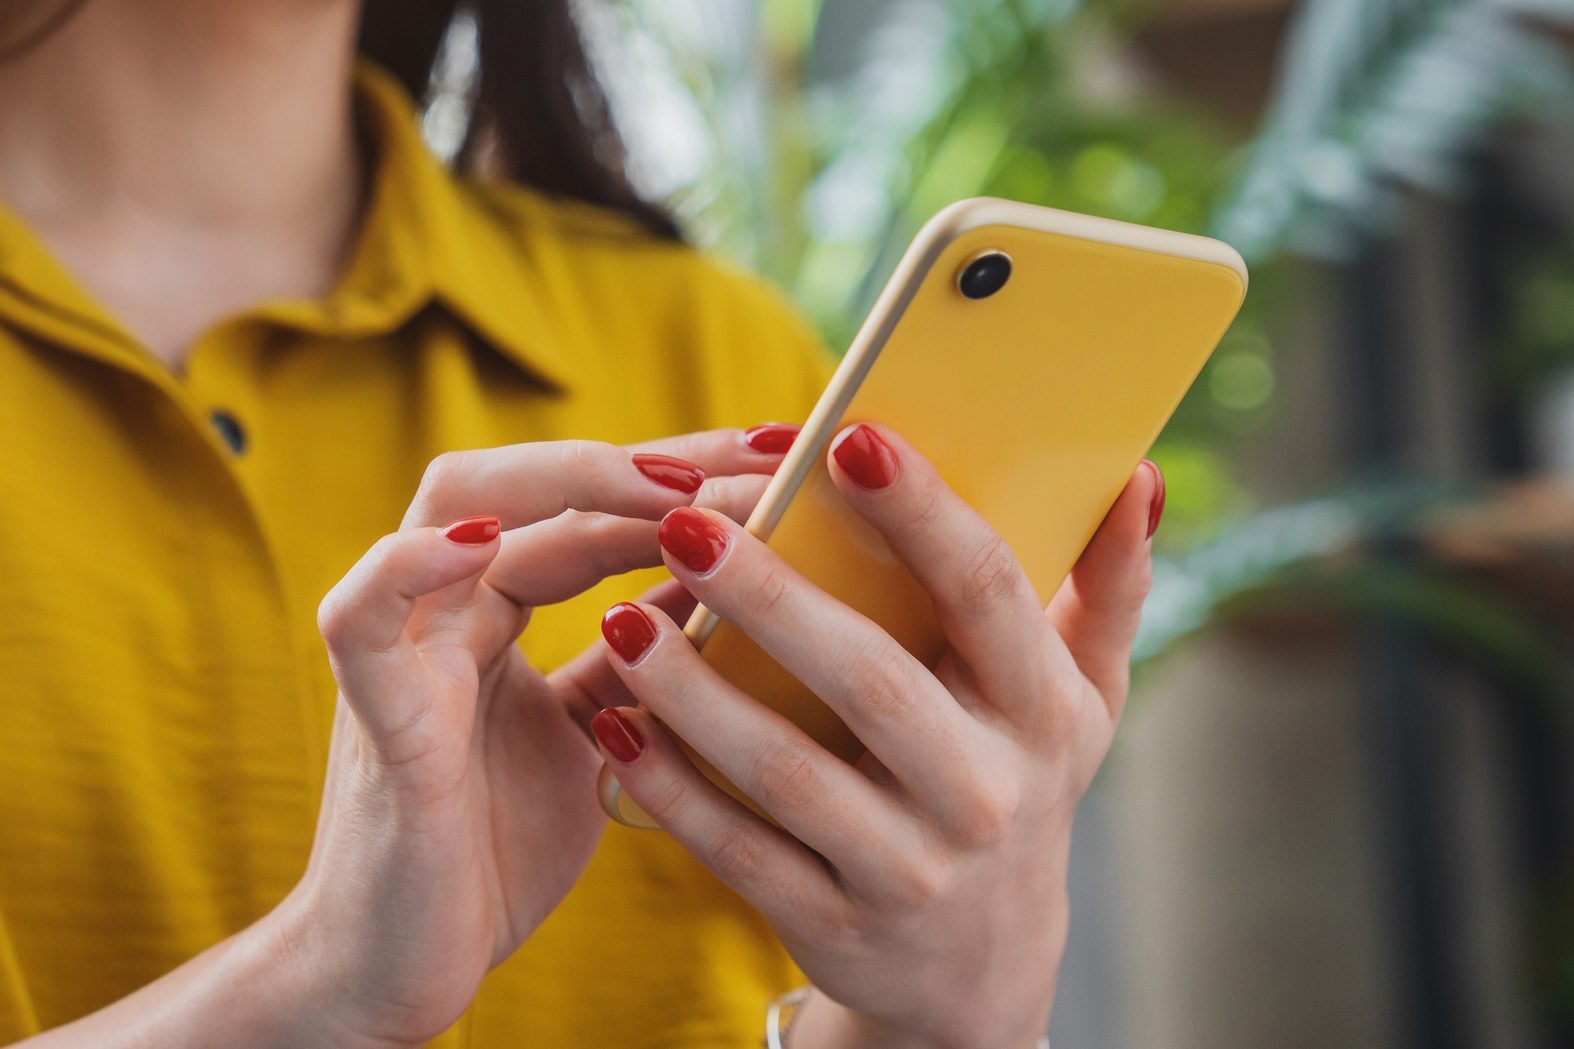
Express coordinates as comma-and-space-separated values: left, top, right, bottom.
0, 0, 367, 366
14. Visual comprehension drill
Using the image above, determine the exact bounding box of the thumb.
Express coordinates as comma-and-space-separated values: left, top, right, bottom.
1045, 462, 1160, 716
317, 516, 503, 740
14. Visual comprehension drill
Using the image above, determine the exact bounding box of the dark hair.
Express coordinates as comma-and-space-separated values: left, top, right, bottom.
359, 0, 679, 239
0, 0, 679, 240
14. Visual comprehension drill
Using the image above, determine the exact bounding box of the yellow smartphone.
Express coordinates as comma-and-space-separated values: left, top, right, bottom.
599, 197, 1247, 828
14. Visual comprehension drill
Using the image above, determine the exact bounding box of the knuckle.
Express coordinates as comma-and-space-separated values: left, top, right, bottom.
745, 566, 791, 617
315, 589, 351, 649
953, 775, 1021, 846
360, 532, 405, 582
316, 534, 400, 649
906, 492, 946, 531
1110, 662, 1134, 699
702, 475, 762, 521
419, 450, 469, 495
658, 430, 712, 462
844, 636, 916, 721
886, 852, 953, 909
563, 439, 621, 478
1087, 555, 1153, 624
956, 533, 1026, 612
1037, 679, 1086, 743
588, 520, 645, 576
749, 735, 820, 812
708, 824, 767, 884
554, 511, 634, 576
795, 901, 847, 948
805, 898, 863, 950
1130, 558, 1155, 604
559, 439, 600, 470
640, 772, 691, 825
557, 441, 619, 509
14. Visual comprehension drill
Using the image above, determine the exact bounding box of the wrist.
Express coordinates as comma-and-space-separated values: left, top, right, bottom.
788, 990, 1046, 1049
252, 888, 417, 1049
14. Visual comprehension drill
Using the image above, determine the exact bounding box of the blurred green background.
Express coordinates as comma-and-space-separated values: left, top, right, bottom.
444, 1, 1574, 1045
561, 0, 1574, 650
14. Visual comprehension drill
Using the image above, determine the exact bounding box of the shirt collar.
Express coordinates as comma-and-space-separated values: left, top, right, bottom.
324, 61, 583, 392
0, 61, 584, 393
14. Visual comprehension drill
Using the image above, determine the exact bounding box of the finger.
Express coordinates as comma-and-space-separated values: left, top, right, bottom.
825, 423, 1068, 705
549, 579, 697, 733
598, 600, 908, 882
458, 474, 767, 659
481, 473, 771, 609
316, 516, 502, 739
401, 440, 707, 531
654, 506, 980, 808
630, 423, 801, 476
589, 705, 844, 934
1046, 461, 1159, 716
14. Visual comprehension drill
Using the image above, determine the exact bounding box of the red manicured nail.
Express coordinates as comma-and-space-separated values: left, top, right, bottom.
658, 507, 729, 574
1142, 460, 1166, 539
744, 422, 801, 454
633, 453, 705, 494
602, 602, 657, 664
591, 708, 645, 763
831, 424, 898, 489
441, 515, 500, 544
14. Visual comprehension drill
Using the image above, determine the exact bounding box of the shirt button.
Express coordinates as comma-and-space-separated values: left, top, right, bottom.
209, 409, 247, 455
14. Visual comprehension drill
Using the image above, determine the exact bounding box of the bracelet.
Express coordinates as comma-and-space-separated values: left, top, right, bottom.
765, 986, 811, 1049
763, 987, 1051, 1049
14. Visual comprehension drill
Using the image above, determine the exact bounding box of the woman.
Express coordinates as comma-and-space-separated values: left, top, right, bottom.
0, 1, 1163, 1046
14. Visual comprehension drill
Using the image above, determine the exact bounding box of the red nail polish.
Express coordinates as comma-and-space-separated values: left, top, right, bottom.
831, 424, 898, 489
658, 507, 729, 574
602, 602, 657, 664
591, 708, 645, 763
1143, 460, 1165, 539
633, 453, 705, 494
744, 423, 801, 454
441, 515, 500, 544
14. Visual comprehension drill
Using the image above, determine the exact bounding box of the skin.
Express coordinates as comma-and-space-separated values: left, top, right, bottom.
0, 2, 1157, 1047
0, 0, 364, 368
598, 427, 1156, 1049
12, 429, 793, 1049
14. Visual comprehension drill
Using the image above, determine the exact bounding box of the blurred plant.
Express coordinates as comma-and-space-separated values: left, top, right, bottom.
1163, 0, 1574, 671
1503, 242, 1574, 382
587, 0, 1255, 305
1213, 0, 1574, 263
1136, 484, 1574, 702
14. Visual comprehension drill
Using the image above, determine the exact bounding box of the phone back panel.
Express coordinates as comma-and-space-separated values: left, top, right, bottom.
607, 200, 1246, 826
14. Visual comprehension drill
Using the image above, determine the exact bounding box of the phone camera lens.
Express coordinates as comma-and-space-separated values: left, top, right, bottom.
957, 251, 1012, 300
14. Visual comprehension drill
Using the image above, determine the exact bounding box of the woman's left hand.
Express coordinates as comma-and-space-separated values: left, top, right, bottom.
589, 423, 1162, 1049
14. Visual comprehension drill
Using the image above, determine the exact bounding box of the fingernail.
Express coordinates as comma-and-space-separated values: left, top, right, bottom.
744, 422, 801, 454
831, 424, 898, 489
633, 453, 705, 494
658, 506, 729, 574
601, 602, 657, 664
591, 708, 645, 763
1142, 460, 1166, 539
441, 515, 500, 544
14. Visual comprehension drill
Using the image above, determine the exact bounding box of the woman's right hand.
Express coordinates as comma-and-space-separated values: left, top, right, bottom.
14, 426, 800, 1049
269, 428, 795, 1048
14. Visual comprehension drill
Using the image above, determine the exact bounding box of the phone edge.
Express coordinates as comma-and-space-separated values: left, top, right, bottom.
678, 207, 957, 646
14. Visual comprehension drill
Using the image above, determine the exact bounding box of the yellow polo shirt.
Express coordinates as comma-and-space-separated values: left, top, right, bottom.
0, 64, 830, 1047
